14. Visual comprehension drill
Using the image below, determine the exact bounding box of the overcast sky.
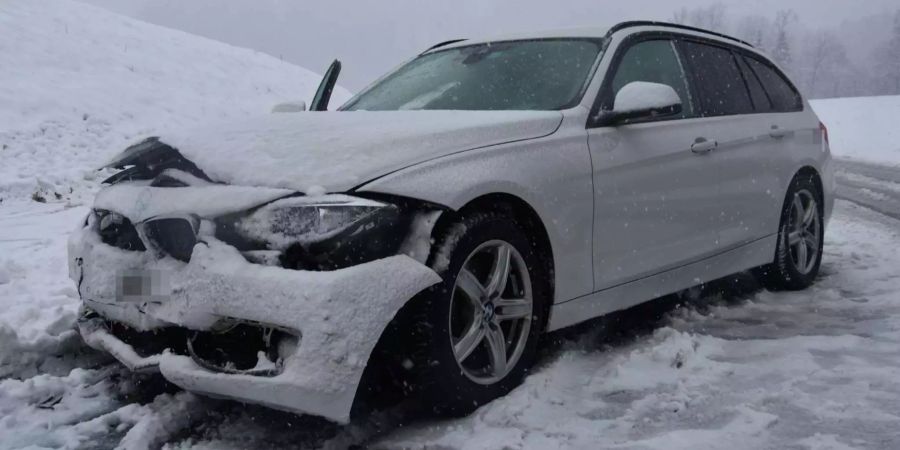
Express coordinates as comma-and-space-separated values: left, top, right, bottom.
83, 0, 899, 90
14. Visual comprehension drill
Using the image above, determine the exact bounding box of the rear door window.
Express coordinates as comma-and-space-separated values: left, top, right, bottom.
744, 57, 803, 112
736, 56, 772, 112
679, 41, 754, 117
608, 39, 694, 119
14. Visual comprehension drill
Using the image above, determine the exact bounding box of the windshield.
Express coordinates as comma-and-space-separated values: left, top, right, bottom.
342, 38, 604, 111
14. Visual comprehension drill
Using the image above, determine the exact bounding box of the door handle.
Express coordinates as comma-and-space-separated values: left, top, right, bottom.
769, 125, 789, 139
691, 137, 717, 154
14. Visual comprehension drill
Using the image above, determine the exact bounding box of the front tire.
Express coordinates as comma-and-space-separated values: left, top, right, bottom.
409, 211, 548, 415
754, 174, 824, 290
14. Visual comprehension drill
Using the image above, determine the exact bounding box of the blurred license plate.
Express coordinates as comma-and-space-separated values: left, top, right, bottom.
116, 269, 170, 303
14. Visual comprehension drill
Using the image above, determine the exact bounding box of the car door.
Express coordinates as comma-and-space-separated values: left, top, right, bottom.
587, 38, 721, 290
739, 55, 812, 236
676, 40, 776, 250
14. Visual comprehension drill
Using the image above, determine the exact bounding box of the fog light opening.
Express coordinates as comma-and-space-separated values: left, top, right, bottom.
185, 324, 299, 377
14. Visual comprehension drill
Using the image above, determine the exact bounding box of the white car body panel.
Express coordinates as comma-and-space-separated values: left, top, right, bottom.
587, 117, 722, 289
159, 110, 562, 192
358, 111, 596, 302
360, 24, 833, 328
70, 22, 835, 422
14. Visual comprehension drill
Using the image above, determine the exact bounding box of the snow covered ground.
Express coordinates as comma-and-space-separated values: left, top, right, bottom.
0, 0, 346, 446
0, 0, 347, 375
811, 96, 900, 167
5, 191, 900, 449
0, 0, 347, 204
375, 200, 900, 450
2, 1, 900, 448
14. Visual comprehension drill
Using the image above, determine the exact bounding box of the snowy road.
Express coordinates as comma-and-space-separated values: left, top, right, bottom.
835, 160, 900, 221
4, 2, 898, 448
2, 163, 900, 449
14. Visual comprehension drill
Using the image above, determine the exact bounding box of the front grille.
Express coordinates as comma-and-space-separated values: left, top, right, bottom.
108, 321, 189, 358
97, 211, 146, 252
145, 218, 197, 262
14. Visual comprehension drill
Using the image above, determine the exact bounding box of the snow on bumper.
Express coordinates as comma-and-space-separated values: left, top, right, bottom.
68, 222, 440, 423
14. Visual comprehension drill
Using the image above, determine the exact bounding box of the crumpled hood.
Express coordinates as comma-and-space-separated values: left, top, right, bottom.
157, 110, 562, 193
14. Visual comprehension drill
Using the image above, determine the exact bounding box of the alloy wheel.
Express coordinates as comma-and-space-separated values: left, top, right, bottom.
449, 240, 533, 385
786, 189, 820, 275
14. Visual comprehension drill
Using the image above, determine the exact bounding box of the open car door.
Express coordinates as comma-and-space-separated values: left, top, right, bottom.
310, 59, 342, 111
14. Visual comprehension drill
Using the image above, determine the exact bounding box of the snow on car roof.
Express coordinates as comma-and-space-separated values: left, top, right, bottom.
429, 26, 609, 52
431, 22, 756, 53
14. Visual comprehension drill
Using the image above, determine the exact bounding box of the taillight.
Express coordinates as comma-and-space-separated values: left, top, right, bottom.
819, 122, 829, 145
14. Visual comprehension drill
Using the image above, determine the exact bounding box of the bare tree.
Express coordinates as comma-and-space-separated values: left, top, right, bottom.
704, 3, 727, 32
735, 15, 772, 50
665, 4, 896, 98
669, 3, 727, 32
671, 7, 689, 25
803, 31, 848, 97
772, 9, 797, 71
872, 10, 900, 94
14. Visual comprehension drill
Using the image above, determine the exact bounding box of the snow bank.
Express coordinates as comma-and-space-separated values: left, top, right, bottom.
0, 0, 347, 202
0, 0, 346, 383
0, 366, 203, 449
811, 95, 900, 166
376, 201, 900, 449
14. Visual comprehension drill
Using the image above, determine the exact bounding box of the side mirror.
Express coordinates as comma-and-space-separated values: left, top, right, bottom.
271, 101, 307, 113
604, 81, 682, 124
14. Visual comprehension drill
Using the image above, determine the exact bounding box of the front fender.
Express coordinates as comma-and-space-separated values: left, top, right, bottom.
355, 127, 596, 304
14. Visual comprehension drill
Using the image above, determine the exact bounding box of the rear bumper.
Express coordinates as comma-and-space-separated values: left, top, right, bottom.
69, 221, 440, 423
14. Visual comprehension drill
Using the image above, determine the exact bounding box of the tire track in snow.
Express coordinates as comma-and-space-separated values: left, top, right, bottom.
4, 174, 900, 448
835, 159, 900, 221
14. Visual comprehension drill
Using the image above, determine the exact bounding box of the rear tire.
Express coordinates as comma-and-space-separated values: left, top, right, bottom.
406, 210, 548, 416
754, 174, 824, 290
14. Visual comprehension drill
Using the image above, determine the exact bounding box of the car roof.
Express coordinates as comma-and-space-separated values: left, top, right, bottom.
427, 21, 755, 53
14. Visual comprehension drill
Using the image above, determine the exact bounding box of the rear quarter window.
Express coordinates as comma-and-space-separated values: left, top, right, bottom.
744, 56, 803, 112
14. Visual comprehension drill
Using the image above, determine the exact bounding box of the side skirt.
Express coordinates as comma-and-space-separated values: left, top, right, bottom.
547, 234, 776, 331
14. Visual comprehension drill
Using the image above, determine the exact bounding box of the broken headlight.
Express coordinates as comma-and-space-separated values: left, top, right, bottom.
234, 195, 400, 250
217, 194, 411, 270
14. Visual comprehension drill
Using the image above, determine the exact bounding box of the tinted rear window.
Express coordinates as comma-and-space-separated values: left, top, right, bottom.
680, 41, 753, 117
744, 56, 803, 112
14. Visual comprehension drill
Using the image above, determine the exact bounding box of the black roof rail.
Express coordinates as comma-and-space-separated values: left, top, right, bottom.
607, 21, 753, 47
421, 39, 467, 54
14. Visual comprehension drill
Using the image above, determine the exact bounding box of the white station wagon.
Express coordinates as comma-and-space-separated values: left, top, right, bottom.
70, 21, 834, 423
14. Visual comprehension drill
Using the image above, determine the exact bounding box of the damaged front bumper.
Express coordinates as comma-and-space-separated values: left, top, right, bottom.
76, 316, 361, 422
68, 208, 440, 423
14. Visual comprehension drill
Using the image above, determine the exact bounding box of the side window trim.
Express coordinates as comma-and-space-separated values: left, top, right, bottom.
586, 30, 801, 127
736, 54, 775, 112
730, 49, 759, 112
672, 38, 703, 117
669, 40, 699, 117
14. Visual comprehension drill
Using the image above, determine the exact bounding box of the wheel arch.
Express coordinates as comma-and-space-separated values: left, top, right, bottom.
794, 165, 824, 202
774, 165, 825, 233
431, 193, 556, 316
351, 191, 556, 417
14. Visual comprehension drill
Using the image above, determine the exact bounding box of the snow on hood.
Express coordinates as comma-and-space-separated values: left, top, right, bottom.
158, 110, 563, 193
